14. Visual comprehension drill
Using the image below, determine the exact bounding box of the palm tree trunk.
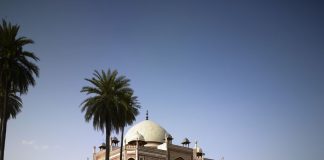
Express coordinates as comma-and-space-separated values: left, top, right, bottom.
0, 118, 2, 160
0, 119, 7, 160
105, 122, 111, 160
119, 127, 124, 160
0, 71, 2, 147
0, 80, 8, 160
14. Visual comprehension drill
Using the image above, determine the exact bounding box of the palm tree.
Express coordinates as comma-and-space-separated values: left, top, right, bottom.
0, 19, 39, 160
81, 69, 139, 160
118, 95, 140, 160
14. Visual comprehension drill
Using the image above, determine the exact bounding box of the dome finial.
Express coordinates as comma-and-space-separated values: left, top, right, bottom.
146, 110, 149, 120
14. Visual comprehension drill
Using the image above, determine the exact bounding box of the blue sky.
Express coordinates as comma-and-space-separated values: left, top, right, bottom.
1, 0, 324, 160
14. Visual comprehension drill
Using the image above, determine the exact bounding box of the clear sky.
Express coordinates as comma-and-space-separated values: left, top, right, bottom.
1, 0, 324, 160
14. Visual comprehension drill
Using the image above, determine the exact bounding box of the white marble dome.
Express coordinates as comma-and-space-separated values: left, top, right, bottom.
125, 120, 168, 146
197, 147, 203, 153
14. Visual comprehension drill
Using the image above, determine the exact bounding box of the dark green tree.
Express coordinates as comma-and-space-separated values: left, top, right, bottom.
117, 95, 140, 160
0, 19, 39, 160
81, 69, 139, 160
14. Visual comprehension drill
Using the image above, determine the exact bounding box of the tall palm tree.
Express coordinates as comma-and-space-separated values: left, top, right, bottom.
0, 19, 39, 160
118, 95, 140, 160
81, 69, 138, 160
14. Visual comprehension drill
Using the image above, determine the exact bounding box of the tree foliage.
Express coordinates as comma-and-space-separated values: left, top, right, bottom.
0, 19, 39, 160
81, 69, 140, 160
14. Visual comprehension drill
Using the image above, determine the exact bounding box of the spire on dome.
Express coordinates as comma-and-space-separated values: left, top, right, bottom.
146, 110, 149, 120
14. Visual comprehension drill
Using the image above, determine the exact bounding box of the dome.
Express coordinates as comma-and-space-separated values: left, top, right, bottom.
166, 133, 173, 140
125, 120, 168, 145
111, 136, 119, 144
182, 138, 190, 144
99, 143, 106, 150
196, 147, 203, 153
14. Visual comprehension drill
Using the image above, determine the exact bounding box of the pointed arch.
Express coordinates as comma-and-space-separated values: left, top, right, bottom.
175, 157, 184, 160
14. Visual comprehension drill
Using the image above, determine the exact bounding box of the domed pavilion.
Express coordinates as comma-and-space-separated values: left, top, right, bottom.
92, 111, 212, 160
